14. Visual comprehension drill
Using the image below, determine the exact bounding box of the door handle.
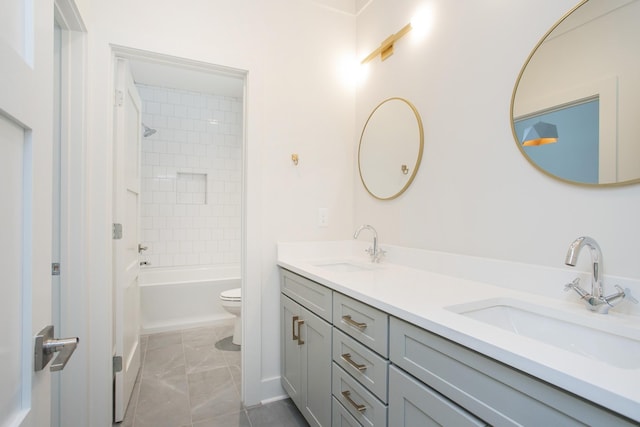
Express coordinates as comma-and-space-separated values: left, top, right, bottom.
34, 325, 79, 372
138, 243, 148, 253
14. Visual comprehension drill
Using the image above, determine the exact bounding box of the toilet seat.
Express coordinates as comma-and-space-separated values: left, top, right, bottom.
220, 288, 241, 302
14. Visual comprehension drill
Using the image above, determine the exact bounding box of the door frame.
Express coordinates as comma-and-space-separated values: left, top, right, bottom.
108, 45, 258, 405
52, 1, 88, 426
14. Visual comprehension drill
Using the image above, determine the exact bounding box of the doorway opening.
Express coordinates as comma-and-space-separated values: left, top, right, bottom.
111, 46, 248, 423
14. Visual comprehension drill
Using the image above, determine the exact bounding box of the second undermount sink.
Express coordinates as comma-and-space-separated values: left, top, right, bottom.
446, 298, 640, 369
311, 260, 380, 272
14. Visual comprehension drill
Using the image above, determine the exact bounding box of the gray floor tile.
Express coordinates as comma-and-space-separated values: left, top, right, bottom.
122, 321, 305, 427
182, 326, 219, 348
211, 319, 235, 340
223, 348, 241, 369
140, 335, 149, 355
188, 366, 242, 422
143, 343, 185, 377
147, 331, 182, 350
192, 409, 251, 427
184, 343, 228, 374
135, 365, 191, 427
248, 399, 308, 427
229, 365, 242, 393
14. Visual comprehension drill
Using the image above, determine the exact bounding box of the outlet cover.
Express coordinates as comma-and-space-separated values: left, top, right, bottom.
318, 208, 329, 227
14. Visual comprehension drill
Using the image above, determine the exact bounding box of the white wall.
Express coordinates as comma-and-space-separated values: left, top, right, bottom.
355, 0, 640, 282
76, 0, 640, 423
137, 84, 243, 268
79, 0, 355, 421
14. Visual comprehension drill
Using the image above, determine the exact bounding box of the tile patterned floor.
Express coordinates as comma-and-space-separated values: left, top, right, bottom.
118, 319, 308, 427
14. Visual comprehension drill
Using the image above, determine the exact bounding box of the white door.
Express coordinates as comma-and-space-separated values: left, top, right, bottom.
0, 2, 55, 427
113, 58, 142, 422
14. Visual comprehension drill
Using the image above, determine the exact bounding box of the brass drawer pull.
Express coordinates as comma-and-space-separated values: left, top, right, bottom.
342, 315, 367, 331
292, 315, 299, 341
341, 390, 366, 412
341, 353, 367, 372
292, 316, 305, 345
296, 319, 305, 345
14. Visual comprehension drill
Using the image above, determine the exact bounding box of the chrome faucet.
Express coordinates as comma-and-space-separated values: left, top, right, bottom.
353, 224, 385, 263
564, 236, 637, 314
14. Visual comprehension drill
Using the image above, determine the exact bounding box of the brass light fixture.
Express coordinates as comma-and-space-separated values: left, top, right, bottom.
522, 121, 558, 146
361, 22, 413, 64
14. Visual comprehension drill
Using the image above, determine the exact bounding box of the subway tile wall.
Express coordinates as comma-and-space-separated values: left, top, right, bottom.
137, 84, 242, 268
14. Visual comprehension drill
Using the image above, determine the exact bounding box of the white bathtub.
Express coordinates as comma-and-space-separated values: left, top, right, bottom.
139, 265, 240, 334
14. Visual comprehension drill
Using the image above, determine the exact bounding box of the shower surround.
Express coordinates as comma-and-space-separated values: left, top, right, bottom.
137, 84, 242, 268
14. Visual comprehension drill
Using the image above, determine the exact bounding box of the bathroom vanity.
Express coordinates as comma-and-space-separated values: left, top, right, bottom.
278, 241, 640, 427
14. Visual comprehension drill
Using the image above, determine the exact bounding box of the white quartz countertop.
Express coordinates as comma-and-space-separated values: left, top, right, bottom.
277, 241, 640, 422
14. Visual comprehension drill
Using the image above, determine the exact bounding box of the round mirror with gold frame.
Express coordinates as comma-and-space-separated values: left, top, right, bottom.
358, 98, 424, 200
511, 0, 640, 186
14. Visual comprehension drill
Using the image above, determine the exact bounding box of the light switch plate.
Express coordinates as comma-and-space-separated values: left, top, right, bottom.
318, 208, 329, 227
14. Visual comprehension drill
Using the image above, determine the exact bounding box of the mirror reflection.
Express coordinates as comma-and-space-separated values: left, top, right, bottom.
358, 98, 424, 200
511, 0, 640, 185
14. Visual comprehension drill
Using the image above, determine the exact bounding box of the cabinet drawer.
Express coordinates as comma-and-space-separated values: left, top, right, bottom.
333, 329, 388, 403
332, 397, 362, 427
333, 293, 388, 357
332, 363, 387, 427
389, 365, 486, 427
389, 317, 637, 427
280, 269, 332, 322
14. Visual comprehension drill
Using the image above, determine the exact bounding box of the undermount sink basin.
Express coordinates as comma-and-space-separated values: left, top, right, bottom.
446, 298, 640, 369
311, 260, 380, 272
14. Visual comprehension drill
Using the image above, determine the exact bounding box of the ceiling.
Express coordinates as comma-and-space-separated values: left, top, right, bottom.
124, 0, 374, 97
128, 57, 244, 98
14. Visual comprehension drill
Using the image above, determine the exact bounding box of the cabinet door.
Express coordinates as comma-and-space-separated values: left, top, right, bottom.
389, 366, 486, 427
281, 295, 302, 407
300, 305, 333, 427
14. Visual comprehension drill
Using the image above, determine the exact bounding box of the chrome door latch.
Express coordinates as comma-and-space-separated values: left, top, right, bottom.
34, 325, 79, 372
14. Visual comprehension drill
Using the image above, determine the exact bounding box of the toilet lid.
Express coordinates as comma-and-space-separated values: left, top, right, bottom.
220, 288, 241, 301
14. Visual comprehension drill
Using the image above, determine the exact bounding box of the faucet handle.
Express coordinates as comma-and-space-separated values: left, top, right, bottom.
563, 278, 581, 292
613, 285, 639, 304
564, 278, 590, 299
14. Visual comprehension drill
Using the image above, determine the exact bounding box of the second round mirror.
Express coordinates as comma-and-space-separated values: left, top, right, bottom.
358, 98, 424, 200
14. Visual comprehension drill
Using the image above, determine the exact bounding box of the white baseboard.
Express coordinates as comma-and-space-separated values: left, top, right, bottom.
260, 376, 287, 405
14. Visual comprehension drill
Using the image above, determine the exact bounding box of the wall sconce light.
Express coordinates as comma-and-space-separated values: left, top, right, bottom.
361, 22, 413, 64
522, 121, 558, 146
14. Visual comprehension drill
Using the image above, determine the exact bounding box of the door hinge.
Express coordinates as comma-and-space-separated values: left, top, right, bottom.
113, 223, 123, 240
113, 355, 123, 374
52, 263, 60, 276
115, 90, 124, 107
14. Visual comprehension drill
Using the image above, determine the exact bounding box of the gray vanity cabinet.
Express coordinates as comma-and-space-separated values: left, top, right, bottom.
332, 293, 390, 427
388, 365, 486, 427
389, 317, 637, 427
281, 270, 333, 427
280, 267, 637, 426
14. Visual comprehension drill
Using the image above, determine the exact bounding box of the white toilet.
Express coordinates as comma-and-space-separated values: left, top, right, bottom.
219, 288, 242, 345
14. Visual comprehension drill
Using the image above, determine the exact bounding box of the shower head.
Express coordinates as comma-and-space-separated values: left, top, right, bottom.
142, 123, 157, 137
